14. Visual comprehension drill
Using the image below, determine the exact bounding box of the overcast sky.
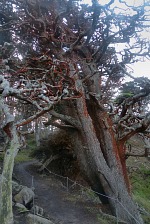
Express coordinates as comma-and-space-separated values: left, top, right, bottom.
81, 0, 150, 79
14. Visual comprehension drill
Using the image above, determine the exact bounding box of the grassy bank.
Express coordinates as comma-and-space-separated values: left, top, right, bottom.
15, 134, 36, 164
131, 166, 150, 223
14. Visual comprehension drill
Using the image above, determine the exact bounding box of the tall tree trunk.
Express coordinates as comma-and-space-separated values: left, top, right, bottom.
87, 97, 131, 191
35, 120, 41, 147
73, 93, 143, 224
0, 127, 20, 224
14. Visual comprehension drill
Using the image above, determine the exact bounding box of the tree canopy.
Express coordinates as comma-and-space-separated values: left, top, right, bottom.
0, 0, 149, 132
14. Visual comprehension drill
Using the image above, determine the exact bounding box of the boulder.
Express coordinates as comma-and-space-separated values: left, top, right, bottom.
31, 205, 44, 216
26, 214, 54, 224
14, 186, 34, 206
12, 180, 23, 195
15, 203, 29, 213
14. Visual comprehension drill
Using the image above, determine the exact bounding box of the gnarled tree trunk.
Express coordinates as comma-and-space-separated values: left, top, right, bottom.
71, 91, 143, 223
0, 127, 20, 224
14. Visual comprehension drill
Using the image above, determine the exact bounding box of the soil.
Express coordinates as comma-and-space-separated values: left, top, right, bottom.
13, 160, 105, 224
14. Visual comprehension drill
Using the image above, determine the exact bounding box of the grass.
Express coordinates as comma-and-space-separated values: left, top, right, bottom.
15, 134, 36, 164
131, 165, 150, 224
0, 134, 36, 165
14, 149, 33, 164
126, 136, 150, 223
97, 214, 117, 224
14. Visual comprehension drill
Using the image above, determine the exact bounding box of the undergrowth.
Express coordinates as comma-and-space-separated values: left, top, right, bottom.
131, 165, 150, 224
14, 149, 33, 164
26, 134, 36, 151
15, 134, 36, 164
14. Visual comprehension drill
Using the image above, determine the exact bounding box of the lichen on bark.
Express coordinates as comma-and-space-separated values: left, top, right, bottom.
0, 128, 20, 224
0, 96, 20, 224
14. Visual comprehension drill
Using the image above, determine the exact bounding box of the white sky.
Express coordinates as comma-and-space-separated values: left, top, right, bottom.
129, 61, 149, 78
81, 0, 147, 7
81, 0, 150, 79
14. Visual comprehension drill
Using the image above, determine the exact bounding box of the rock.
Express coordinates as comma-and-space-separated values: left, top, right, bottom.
12, 180, 23, 195
14, 186, 34, 206
31, 205, 44, 216
26, 214, 54, 224
15, 203, 29, 213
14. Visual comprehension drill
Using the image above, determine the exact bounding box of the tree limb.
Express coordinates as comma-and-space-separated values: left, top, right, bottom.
119, 112, 150, 142
44, 110, 81, 130
44, 120, 75, 130
126, 152, 147, 158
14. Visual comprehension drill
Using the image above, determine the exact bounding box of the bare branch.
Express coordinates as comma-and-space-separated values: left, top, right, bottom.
45, 110, 81, 130
16, 104, 53, 127
118, 112, 150, 141
126, 152, 146, 157
44, 120, 75, 130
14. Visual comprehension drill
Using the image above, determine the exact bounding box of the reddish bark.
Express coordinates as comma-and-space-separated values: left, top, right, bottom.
3, 123, 13, 139
86, 96, 131, 192
117, 141, 131, 192
73, 94, 143, 223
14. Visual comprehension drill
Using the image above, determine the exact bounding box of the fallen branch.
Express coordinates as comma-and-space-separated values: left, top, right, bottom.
38, 154, 60, 172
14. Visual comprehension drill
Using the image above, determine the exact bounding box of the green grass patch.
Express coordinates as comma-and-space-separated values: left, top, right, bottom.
0, 134, 36, 165
15, 149, 33, 164
131, 166, 150, 223
15, 134, 36, 164
97, 214, 116, 224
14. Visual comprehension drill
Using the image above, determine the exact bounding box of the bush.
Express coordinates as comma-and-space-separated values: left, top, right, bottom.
31, 130, 79, 178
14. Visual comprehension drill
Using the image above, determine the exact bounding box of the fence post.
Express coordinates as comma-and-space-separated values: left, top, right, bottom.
31, 176, 36, 224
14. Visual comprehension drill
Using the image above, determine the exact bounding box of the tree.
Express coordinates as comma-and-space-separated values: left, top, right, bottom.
0, 0, 150, 223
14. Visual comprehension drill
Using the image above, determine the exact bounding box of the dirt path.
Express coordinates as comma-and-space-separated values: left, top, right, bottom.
14, 161, 101, 224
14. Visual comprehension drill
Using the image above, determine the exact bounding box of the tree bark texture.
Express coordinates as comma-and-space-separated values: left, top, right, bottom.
0, 128, 20, 224
69, 78, 143, 223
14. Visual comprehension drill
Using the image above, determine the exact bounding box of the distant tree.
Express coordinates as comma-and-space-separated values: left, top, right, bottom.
0, 0, 150, 223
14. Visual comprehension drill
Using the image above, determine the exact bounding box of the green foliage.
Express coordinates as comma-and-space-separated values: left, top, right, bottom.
14, 149, 32, 164
115, 92, 134, 104
97, 214, 116, 224
131, 166, 150, 223
16, 206, 29, 214
26, 134, 36, 151
15, 134, 36, 164
120, 77, 150, 95
132, 167, 150, 208
121, 92, 134, 97
114, 77, 150, 114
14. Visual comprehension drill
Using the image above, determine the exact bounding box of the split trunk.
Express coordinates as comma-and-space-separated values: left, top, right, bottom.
70, 93, 143, 224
